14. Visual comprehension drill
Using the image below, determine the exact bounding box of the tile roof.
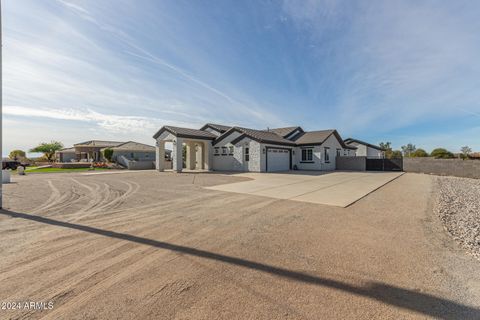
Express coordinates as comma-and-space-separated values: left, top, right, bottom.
229, 126, 297, 146
344, 138, 385, 151
156, 124, 355, 149
200, 123, 232, 133
106, 141, 156, 152
293, 130, 335, 145
294, 130, 355, 149
153, 126, 217, 140
56, 147, 76, 153
267, 126, 302, 138
74, 140, 124, 147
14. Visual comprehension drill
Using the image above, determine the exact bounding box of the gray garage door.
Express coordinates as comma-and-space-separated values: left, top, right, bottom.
267, 148, 290, 172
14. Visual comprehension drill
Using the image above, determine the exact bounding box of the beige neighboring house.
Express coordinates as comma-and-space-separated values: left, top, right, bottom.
344, 138, 385, 158
56, 140, 171, 170
55, 147, 77, 163
75, 140, 126, 161
153, 123, 357, 173
101, 141, 166, 170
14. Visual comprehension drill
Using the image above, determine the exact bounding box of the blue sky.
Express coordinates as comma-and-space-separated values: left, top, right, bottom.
3, 0, 480, 156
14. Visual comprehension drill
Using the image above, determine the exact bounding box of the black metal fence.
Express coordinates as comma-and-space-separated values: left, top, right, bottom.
366, 158, 403, 171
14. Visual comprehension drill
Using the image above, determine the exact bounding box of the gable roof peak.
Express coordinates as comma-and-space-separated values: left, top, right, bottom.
344, 138, 385, 151
267, 126, 303, 138
199, 123, 232, 133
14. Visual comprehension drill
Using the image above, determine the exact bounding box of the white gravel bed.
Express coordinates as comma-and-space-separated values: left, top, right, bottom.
434, 176, 480, 259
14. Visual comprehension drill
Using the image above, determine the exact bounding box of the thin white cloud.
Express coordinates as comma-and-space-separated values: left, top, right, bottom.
282, 0, 480, 133
4, 105, 167, 132
54, 0, 280, 125
56, 0, 90, 14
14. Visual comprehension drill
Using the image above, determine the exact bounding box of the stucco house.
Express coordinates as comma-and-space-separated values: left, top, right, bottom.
153, 123, 357, 172
58, 140, 124, 162
344, 138, 385, 158
56, 140, 171, 169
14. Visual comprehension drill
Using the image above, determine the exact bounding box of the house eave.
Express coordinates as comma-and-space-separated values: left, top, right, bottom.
153, 126, 215, 140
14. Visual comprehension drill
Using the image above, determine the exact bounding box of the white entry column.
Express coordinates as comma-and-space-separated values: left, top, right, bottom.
172, 138, 184, 172
203, 141, 211, 171
186, 142, 196, 170
156, 140, 165, 171
196, 144, 203, 169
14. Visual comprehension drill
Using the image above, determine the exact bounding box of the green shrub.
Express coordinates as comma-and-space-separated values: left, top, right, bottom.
29, 141, 63, 162
9, 150, 26, 160
389, 150, 403, 159
430, 148, 454, 159
412, 148, 429, 157
103, 148, 114, 162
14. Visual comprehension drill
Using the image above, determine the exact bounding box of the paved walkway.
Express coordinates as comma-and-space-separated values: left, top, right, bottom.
207, 171, 403, 207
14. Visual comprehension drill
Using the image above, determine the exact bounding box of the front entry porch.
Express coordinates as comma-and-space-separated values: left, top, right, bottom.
156, 138, 212, 173
153, 125, 216, 173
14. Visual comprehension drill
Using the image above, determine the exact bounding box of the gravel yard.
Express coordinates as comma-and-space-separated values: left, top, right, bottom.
434, 176, 480, 259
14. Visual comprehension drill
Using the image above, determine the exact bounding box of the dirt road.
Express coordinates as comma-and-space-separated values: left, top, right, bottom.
1, 172, 479, 319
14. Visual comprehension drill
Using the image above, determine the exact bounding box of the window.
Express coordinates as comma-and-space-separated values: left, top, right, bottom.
214, 147, 219, 156
229, 146, 234, 155
336, 149, 341, 156
245, 147, 249, 162
221, 146, 228, 155
301, 148, 313, 162
324, 147, 330, 163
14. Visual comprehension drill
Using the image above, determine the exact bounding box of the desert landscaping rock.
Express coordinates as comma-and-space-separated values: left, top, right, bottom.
434, 176, 480, 259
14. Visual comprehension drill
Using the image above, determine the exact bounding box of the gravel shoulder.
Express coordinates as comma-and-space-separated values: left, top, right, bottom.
433, 176, 480, 259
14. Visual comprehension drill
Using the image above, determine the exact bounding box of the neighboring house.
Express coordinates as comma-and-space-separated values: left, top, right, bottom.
153, 123, 357, 172
470, 152, 480, 159
56, 147, 77, 163
56, 140, 171, 168
344, 138, 385, 158
58, 140, 126, 162
101, 141, 160, 170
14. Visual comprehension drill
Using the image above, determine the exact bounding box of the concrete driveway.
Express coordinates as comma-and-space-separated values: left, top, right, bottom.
206, 171, 404, 207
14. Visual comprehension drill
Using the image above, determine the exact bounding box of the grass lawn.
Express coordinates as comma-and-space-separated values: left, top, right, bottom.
22, 167, 112, 174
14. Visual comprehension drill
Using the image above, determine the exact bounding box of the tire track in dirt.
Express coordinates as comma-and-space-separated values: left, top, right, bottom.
17, 226, 194, 320
12, 243, 154, 312
10, 244, 156, 320
1, 182, 233, 289
0, 193, 223, 283
40, 244, 177, 320
31, 179, 98, 217
0, 195, 179, 276
30, 180, 62, 213
14, 179, 134, 247
68, 178, 103, 215
66, 180, 139, 224
39, 184, 84, 217
93, 180, 140, 212
2, 180, 103, 252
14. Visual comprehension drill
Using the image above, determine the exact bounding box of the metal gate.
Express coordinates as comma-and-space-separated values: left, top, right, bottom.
366, 158, 403, 171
